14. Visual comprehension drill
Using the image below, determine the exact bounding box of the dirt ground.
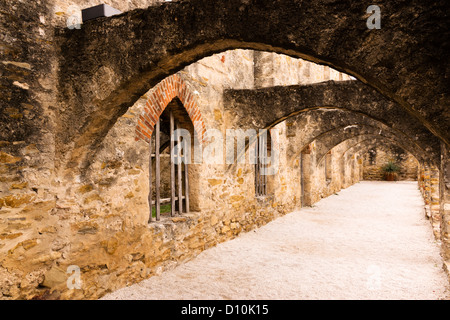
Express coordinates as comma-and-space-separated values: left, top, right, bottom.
102, 181, 449, 300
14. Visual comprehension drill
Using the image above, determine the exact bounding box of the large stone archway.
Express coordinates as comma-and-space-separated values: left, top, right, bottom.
224, 81, 441, 165
1, 0, 449, 300
313, 127, 426, 165
56, 0, 449, 172
279, 108, 431, 167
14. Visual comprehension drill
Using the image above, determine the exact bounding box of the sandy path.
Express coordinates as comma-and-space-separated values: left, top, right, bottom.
102, 181, 449, 300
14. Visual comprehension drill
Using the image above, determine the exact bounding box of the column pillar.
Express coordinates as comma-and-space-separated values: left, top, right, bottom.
430, 165, 441, 240
439, 143, 450, 264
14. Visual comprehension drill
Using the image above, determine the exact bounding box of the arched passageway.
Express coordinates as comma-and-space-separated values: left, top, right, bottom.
1, 0, 449, 300
101, 181, 450, 300
223, 81, 440, 166
57, 0, 450, 156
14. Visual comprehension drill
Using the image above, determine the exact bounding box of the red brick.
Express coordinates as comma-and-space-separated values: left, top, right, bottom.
143, 118, 153, 130
179, 85, 186, 100
151, 93, 162, 112
192, 109, 201, 120
135, 74, 206, 146
147, 96, 157, 110
184, 92, 192, 105
148, 103, 160, 117
194, 114, 202, 123
138, 119, 152, 132
135, 129, 148, 142
155, 89, 163, 104
143, 110, 155, 126
186, 101, 196, 115
168, 79, 173, 93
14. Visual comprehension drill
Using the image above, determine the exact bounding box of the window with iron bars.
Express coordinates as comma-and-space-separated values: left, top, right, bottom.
254, 132, 272, 197
148, 101, 192, 222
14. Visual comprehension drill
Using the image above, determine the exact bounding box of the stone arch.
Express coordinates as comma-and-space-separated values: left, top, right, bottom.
339, 136, 422, 165
57, 1, 449, 172
322, 135, 420, 186
224, 81, 440, 165
343, 138, 421, 182
135, 74, 206, 144
281, 108, 431, 167
314, 126, 425, 166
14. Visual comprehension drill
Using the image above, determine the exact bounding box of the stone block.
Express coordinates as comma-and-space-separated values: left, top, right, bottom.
78, 184, 94, 194
81, 4, 122, 23
10, 182, 28, 190
208, 179, 223, 186
75, 221, 99, 235
210, 214, 218, 226
0, 232, 23, 240
0, 194, 35, 208
42, 266, 67, 289
21, 239, 38, 250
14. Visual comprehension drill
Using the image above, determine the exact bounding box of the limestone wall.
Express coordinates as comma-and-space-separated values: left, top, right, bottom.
300, 141, 362, 206
253, 51, 353, 88
0, 0, 61, 299
51, 0, 163, 28
362, 145, 418, 181
0, 0, 362, 300
418, 163, 441, 240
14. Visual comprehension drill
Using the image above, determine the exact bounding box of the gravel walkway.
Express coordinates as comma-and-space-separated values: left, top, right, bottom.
102, 181, 449, 300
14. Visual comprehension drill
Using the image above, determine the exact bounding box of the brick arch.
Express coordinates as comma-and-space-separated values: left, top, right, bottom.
134, 74, 206, 144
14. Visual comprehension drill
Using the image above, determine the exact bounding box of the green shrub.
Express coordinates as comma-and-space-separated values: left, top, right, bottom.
382, 161, 400, 173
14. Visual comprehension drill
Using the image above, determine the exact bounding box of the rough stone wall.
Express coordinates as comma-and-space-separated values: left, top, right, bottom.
418, 162, 441, 242
51, 0, 163, 28
52, 0, 450, 150
283, 139, 362, 208
439, 143, 450, 269
0, 0, 57, 204
253, 51, 353, 89
0, 0, 62, 299
362, 145, 419, 181
0, 0, 395, 300
0, 42, 360, 299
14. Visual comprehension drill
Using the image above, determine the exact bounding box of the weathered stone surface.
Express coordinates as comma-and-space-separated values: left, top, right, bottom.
0, 233, 23, 240
74, 221, 99, 235
224, 81, 440, 166
363, 145, 418, 181
208, 179, 223, 186
10, 182, 28, 190
0, 0, 448, 300
0, 152, 22, 164
39, 226, 57, 234
42, 266, 67, 289
0, 194, 36, 208
56, 0, 449, 174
